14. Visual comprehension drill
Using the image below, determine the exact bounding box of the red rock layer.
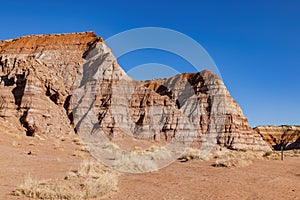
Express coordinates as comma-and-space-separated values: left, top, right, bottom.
255, 126, 300, 150
0, 32, 272, 152
0, 32, 101, 136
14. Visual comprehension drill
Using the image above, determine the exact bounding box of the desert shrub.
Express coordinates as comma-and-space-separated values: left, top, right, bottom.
178, 146, 231, 162
212, 150, 265, 168
114, 151, 158, 172
284, 149, 300, 157
12, 176, 76, 199
13, 160, 118, 199
72, 138, 83, 145
178, 148, 201, 161
263, 151, 272, 157
262, 151, 280, 160
102, 144, 172, 173
113, 146, 172, 173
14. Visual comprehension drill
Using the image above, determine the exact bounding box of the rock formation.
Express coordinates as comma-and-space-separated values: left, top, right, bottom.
0, 32, 271, 152
255, 126, 300, 150
0, 32, 100, 136
142, 73, 271, 151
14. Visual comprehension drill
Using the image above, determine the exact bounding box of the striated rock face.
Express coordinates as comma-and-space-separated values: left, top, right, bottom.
73, 40, 271, 152
142, 73, 271, 151
73, 42, 198, 156
0, 32, 101, 136
0, 32, 271, 152
255, 126, 300, 150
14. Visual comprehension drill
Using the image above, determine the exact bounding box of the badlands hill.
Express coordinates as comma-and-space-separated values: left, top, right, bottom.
255, 125, 300, 150
0, 32, 285, 152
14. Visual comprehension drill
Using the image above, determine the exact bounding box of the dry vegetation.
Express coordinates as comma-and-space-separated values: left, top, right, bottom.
103, 143, 172, 173
211, 149, 300, 167
72, 138, 83, 146
178, 147, 202, 162
282, 149, 300, 157
12, 160, 118, 199
212, 150, 264, 168
177, 146, 286, 168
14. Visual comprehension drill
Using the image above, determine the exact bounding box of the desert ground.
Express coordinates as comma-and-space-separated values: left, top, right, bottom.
0, 131, 299, 200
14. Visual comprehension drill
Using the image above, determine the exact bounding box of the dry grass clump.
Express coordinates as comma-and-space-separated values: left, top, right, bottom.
176, 145, 289, 167
12, 176, 75, 199
212, 150, 265, 168
72, 146, 89, 158
72, 138, 83, 146
114, 151, 159, 173
262, 151, 280, 160
176, 146, 283, 167
261, 149, 299, 160
12, 160, 118, 199
66, 160, 118, 198
102, 143, 172, 172
178, 146, 231, 162
114, 145, 172, 173
284, 149, 300, 157
178, 148, 201, 162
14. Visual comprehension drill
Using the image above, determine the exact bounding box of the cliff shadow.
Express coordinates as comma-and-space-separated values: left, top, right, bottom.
12, 72, 27, 110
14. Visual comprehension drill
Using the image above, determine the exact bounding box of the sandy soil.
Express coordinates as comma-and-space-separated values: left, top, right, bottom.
0, 132, 299, 200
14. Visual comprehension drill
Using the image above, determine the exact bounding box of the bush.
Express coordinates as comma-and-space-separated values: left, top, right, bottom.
113, 145, 172, 173
178, 148, 201, 162
12, 160, 118, 199
212, 150, 264, 168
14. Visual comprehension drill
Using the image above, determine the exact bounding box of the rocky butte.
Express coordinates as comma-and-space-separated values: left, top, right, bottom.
255, 125, 300, 150
0, 32, 274, 154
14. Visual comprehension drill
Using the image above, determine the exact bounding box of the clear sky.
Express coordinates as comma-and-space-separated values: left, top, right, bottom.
1, 0, 299, 127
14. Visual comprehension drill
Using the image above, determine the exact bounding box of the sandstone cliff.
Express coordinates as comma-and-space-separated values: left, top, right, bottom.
0, 32, 100, 136
255, 126, 300, 150
0, 32, 271, 152
142, 72, 270, 151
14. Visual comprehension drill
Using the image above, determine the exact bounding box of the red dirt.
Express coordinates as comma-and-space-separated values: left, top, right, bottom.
1, 132, 299, 200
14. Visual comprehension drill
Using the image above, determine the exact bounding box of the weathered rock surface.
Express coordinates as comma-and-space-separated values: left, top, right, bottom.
142, 73, 271, 151
0, 32, 271, 152
0, 32, 100, 136
73, 39, 271, 152
255, 126, 300, 150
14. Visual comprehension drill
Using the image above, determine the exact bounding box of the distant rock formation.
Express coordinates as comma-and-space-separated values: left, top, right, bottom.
0, 32, 271, 152
255, 126, 300, 150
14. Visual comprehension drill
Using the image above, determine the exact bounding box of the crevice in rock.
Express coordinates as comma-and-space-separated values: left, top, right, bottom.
12, 58, 17, 70
83, 37, 102, 58
156, 85, 172, 98
19, 108, 35, 137
63, 95, 74, 124
0, 57, 5, 73
97, 94, 111, 124
12, 72, 27, 110
136, 112, 145, 125
206, 96, 212, 114
46, 86, 59, 104
175, 99, 180, 108
0, 74, 15, 86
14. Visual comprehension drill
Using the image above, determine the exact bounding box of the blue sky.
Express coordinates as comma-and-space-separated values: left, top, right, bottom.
1, 0, 299, 126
